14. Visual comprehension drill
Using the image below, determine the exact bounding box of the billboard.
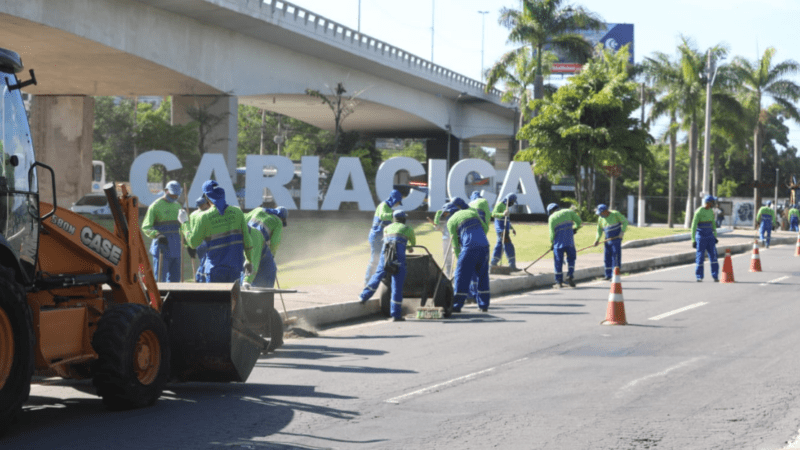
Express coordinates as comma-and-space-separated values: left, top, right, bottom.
552, 23, 634, 74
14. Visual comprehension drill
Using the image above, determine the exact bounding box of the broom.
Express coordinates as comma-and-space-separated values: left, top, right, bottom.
274, 273, 298, 326
416, 239, 452, 319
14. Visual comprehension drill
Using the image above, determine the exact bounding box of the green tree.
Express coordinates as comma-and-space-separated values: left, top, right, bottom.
516, 45, 652, 206
728, 47, 800, 222
136, 98, 199, 186
93, 97, 136, 183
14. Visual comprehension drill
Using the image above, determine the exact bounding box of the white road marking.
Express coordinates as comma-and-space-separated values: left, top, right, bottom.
385, 357, 529, 404
616, 357, 704, 397
648, 302, 708, 321
760, 275, 791, 286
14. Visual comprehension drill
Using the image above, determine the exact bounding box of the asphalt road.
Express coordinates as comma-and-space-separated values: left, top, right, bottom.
6, 244, 800, 450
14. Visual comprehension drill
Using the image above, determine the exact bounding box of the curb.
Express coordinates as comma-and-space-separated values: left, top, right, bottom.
286, 235, 795, 330
620, 228, 733, 249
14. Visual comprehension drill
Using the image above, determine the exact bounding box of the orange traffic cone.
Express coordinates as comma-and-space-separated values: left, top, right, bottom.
601, 267, 627, 325
795, 234, 800, 257
749, 242, 762, 272
720, 248, 735, 283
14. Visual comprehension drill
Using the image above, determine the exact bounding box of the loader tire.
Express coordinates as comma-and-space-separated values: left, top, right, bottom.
0, 271, 34, 436
92, 304, 170, 411
266, 308, 283, 352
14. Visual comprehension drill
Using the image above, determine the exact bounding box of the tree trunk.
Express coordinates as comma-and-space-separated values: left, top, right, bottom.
753, 125, 761, 228
667, 115, 676, 228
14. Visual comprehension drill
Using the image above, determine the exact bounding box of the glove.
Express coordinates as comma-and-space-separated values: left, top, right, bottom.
177, 209, 189, 224
156, 234, 168, 246
242, 282, 252, 290
573, 229, 578, 235
550, 244, 554, 251
407, 247, 414, 253
594, 240, 599, 247
186, 246, 196, 258
244, 262, 253, 274
511, 228, 516, 236
503, 208, 510, 217
692, 241, 697, 249
715, 238, 719, 244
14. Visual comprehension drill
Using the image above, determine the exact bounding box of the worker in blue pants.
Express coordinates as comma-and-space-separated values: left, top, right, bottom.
692, 195, 719, 282
360, 210, 416, 321
365, 189, 404, 285
468, 191, 491, 300
756, 201, 776, 248
444, 199, 490, 313
491, 194, 517, 270
186, 196, 211, 282
547, 203, 582, 288
789, 204, 799, 232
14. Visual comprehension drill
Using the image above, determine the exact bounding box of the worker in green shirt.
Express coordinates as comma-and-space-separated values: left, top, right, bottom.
547, 203, 582, 288
593, 204, 628, 280
691, 195, 719, 282
788, 204, 799, 232
142, 180, 183, 282
756, 200, 776, 248
242, 206, 287, 288
360, 210, 416, 321
365, 189, 404, 284
443, 199, 491, 312
490, 194, 518, 270
178, 180, 252, 283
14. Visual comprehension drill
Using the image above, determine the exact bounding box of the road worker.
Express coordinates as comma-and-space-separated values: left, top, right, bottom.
444, 198, 490, 313
788, 204, 799, 232
490, 193, 518, 270
179, 180, 252, 283
186, 196, 211, 282
142, 180, 183, 282
547, 203, 581, 288
468, 191, 491, 300
692, 195, 719, 282
756, 200, 776, 248
593, 204, 628, 280
364, 189, 404, 284
360, 210, 416, 321
243, 206, 287, 289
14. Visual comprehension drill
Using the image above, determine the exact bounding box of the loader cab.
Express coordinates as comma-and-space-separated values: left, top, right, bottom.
0, 48, 39, 282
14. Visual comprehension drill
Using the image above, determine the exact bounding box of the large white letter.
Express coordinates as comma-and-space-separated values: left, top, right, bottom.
245, 155, 296, 209
320, 157, 374, 211
129, 150, 182, 206
300, 156, 320, 210
188, 154, 238, 208
375, 157, 426, 211
447, 159, 497, 205
427, 159, 447, 211
497, 161, 545, 213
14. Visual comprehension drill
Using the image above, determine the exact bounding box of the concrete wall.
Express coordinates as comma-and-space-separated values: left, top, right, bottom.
30, 96, 94, 207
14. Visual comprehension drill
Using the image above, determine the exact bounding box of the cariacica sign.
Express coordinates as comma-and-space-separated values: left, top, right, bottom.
129, 151, 545, 213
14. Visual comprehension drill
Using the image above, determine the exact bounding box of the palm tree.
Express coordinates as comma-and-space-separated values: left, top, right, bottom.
486, 0, 602, 109
728, 47, 800, 225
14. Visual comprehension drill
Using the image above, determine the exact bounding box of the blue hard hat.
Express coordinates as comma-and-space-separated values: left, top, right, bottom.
504, 193, 517, 206
704, 195, 715, 204
451, 197, 469, 211
392, 210, 407, 222
595, 204, 608, 214
195, 196, 208, 208
547, 203, 559, 215
165, 180, 182, 196
202, 180, 219, 195
276, 206, 288, 226
469, 191, 482, 201
441, 200, 462, 217
387, 189, 403, 207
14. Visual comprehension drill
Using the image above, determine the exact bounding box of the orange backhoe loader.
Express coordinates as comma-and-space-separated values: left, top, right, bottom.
0, 47, 276, 434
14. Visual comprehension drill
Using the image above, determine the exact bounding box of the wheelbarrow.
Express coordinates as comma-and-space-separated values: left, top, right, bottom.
374, 245, 454, 318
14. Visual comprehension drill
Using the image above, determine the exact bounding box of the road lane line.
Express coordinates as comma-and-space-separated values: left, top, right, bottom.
760, 275, 791, 286
648, 302, 708, 321
385, 357, 528, 404
616, 357, 704, 396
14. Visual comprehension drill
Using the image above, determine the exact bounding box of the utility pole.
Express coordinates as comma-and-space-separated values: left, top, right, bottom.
430, 0, 435, 61
638, 82, 645, 227
357, 0, 361, 33
478, 11, 489, 82
702, 49, 715, 198
775, 167, 779, 207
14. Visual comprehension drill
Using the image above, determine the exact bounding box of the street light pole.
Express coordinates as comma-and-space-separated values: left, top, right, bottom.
358, 0, 361, 33
702, 49, 715, 198
478, 11, 489, 82
430, 0, 435, 61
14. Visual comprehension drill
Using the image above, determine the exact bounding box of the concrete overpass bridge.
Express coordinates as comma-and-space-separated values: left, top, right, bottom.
0, 0, 517, 204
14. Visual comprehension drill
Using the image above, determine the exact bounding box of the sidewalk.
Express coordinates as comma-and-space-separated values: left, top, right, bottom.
281, 229, 798, 329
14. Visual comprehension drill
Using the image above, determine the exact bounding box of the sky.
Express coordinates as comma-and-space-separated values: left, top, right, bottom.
290, 0, 800, 151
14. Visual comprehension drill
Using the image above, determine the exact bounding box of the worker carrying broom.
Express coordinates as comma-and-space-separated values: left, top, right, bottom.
179, 180, 252, 283
186, 196, 212, 282
242, 206, 288, 289
490, 193, 518, 270
756, 200, 776, 248
364, 189, 404, 285
789, 204, 799, 232
360, 210, 416, 322
142, 180, 183, 282
547, 203, 581, 288
443, 198, 491, 313
593, 204, 628, 281
692, 195, 720, 282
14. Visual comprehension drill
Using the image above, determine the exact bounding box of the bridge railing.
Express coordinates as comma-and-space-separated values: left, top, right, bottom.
261, 0, 507, 101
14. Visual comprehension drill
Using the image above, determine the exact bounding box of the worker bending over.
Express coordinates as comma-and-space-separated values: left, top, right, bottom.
594, 204, 628, 280
186, 196, 211, 282
692, 195, 719, 282
179, 180, 252, 283
243, 206, 288, 289
364, 189, 404, 284
142, 180, 183, 282
360, 210, 416, 322
490, 193, 518, 270
444, 198, 491, 313
547, 203, 582, 288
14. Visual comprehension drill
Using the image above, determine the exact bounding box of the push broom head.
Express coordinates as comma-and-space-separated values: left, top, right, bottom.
416, 305, 444, 319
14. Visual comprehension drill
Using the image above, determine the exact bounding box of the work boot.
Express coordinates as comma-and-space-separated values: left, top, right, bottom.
603, 276, 612, 281
713, 278, 719, 282
696, 278, 702, 282
555, 281, 563, 289
479, 307, 488, 312
567, 276, 576, 288
390, 316, 406, 322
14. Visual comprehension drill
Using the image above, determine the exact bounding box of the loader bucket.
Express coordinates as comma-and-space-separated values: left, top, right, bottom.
159, 280, 266, 382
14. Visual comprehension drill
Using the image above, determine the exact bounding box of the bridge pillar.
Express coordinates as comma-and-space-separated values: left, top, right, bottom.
494, 139, 516, 170
425, 133, 460, 169
172, 95, 238, 177
30, 95, 95, 207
